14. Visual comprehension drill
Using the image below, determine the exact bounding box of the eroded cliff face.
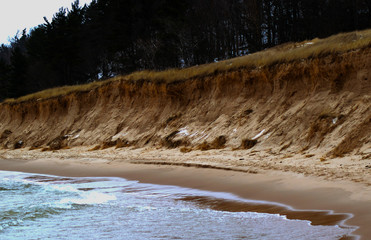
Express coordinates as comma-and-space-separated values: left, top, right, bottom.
0, 48, 370, 158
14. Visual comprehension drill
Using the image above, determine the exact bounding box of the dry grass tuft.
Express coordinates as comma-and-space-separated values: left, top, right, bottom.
4, 80, 113, 104
3, 29, 371, 104
89, 138, 126, 151
318, 108, 340, 120
0, 130, 12, 144
101, 139, 117, 149
89, 145, 101, 151
13, 140, 24, 149
162, 131, 189, 149
41, 145, 70, 152
48, 136, 68, 150
240, 139, 258, 149
116, 138, 132, 148
244, 109, 254, 116
180, 147, 193, 153
195, 136, 227, 151
197, 141, 211, 151
210, 135, 227, 149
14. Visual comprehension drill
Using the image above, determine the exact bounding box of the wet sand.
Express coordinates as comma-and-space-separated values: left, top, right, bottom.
0, 152, 370, 240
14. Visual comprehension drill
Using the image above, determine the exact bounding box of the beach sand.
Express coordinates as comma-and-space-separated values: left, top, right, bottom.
0, 147, 370, 239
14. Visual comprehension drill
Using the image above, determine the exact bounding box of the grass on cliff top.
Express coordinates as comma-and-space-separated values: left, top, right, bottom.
4, 29, 371, 103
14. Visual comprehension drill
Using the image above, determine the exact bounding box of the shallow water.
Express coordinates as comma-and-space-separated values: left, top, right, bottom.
0, 170, 354, 239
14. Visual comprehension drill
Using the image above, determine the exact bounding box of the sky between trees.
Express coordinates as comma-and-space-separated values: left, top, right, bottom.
0, 0, 92, 45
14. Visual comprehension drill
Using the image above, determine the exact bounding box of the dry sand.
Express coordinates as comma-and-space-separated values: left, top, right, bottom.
0, 147, 370, 239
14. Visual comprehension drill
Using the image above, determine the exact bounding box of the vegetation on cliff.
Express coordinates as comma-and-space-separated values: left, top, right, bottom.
3, 29, 371, 103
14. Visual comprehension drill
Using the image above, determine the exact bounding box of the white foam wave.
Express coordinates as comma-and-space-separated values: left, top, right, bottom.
49, 185, 80, 193
58, 191, 117, 206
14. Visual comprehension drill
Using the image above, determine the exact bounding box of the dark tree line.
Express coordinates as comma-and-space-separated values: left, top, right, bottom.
1, 0, 370, 100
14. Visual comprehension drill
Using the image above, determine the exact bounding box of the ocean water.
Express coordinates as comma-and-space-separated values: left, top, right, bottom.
0, 170, 355, 240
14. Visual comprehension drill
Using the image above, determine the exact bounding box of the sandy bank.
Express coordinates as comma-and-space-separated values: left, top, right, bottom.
1, 47, 370, 160
0, 147, 370, 239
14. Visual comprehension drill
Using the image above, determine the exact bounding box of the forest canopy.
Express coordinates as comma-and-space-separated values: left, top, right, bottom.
1, 0, 370, 101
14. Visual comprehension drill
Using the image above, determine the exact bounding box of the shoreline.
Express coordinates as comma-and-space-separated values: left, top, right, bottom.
0, 147, 371, 239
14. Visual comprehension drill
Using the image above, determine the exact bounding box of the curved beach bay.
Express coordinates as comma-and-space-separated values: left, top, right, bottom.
1, 149, 370, 239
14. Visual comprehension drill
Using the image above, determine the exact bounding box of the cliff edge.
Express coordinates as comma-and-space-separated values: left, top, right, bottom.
0, 34, 370, 161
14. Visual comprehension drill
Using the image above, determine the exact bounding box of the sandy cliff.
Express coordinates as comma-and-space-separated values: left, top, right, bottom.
0, 47, 370, 159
